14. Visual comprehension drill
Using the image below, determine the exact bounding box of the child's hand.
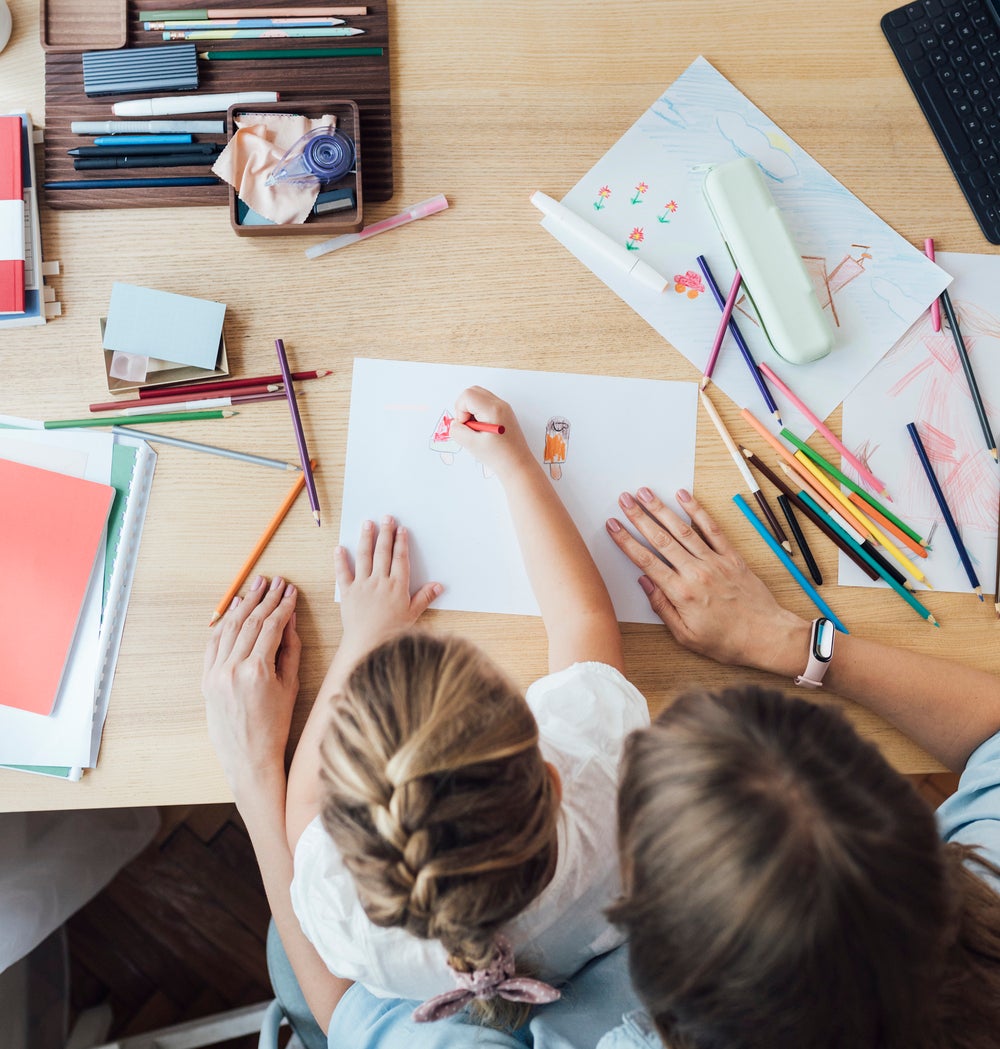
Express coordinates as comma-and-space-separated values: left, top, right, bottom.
202, 575, 301, 797
449, 386, 535, 480
335, 516, 442, 666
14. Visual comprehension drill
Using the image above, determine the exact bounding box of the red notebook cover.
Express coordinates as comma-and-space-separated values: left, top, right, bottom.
0, 458, 114, 716
0, 115, 25, 313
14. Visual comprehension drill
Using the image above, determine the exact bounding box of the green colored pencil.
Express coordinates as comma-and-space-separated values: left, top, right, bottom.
45, 409, 235, 429
798, 490, 939, 626
201, 46, 383, 59
779, 427, 924, 545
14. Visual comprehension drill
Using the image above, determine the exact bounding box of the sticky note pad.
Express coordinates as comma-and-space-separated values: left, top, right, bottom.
102, 282, 226, 370
0, 458, 114, 716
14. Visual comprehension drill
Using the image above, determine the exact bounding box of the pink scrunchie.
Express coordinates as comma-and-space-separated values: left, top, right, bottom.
412, 935, 561, 1023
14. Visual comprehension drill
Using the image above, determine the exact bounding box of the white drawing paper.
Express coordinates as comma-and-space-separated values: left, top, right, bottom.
540, 56, 950, 437
340, 358, 698, 624
841, 251, 1000, 596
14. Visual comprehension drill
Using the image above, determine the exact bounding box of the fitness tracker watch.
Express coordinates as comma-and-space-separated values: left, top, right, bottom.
794, 617, 836, 688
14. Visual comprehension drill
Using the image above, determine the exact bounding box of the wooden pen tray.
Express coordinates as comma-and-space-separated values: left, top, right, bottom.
42, 0, 392, 210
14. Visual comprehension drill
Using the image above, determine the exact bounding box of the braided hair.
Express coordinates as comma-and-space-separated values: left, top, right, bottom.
319, 631, 560, 1029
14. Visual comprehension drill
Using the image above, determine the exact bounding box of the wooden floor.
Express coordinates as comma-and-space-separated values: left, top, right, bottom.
26, 773, 961, 1047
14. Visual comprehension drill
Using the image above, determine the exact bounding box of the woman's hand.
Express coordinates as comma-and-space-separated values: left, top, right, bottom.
605, 487, 809, 673
448, 386, 536, 481
335, 516, 442, 665
202, 575, 301, 798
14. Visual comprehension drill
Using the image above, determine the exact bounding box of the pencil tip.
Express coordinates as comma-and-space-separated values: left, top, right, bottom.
781, 541, 792, 553
318, 369, 333, 377
880, 489, 892, 502
209, 612, 220, 626
925, 581, 935, 591
931, 616, 940, 627
313, 510, 322, 525
992, 449, 998, 463
699, 376, 711, 390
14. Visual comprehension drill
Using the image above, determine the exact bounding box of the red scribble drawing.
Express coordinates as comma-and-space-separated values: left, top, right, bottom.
673, 270, 705, 299
543, 417, 570, 480
430, 410, 461, 465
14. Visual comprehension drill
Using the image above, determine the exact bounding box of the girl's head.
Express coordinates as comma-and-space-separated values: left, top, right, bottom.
611, 685, 1000, 1049
319, 631, 560, 1028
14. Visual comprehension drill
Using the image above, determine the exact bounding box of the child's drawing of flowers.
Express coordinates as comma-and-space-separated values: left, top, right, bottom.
630, 181, 648, 204
593, 185, 611, 210
627, 227, 645, 251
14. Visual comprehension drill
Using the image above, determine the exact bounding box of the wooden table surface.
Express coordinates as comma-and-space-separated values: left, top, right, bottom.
1, 0, 996, 811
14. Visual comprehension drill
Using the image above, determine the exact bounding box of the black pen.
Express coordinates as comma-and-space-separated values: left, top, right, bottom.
68, 143, 220, 157
73, 154, 219, 170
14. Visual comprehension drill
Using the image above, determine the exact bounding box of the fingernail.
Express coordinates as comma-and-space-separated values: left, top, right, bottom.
431, 582, 443, 596
290, 611, 297, 629
619, 492, 636, 509
251, 575, 264, 591
638, 576, 654, 595
284, 583, 296, 598
637, 487, 654, 504
678, 488, 692, 503
382, 514, 393, 526
606, 518, 621, 533
363, 520, 374, 532
270, 576, 283, 592
229, 595, 241, 609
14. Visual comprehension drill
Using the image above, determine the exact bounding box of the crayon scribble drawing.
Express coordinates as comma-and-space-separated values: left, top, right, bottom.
543, 417, 570, 479
841, 251, 1000, 594
541, 56, 949, 438
430, 410, 461, 465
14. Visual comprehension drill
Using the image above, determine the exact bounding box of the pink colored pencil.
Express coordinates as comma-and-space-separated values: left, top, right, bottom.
700, 270, 742, 389
924, 238, 942, 333
757, 361, 891, 501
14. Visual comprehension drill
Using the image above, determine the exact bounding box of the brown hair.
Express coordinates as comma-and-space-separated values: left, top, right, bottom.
610, 685, 1000, 1049
319, 631, 559, 1029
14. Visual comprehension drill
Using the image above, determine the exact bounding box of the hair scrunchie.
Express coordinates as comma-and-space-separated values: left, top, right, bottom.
411, 934, 561, 1023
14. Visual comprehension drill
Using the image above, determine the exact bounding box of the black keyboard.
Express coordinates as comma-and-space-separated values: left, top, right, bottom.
882, 0, 1000, 243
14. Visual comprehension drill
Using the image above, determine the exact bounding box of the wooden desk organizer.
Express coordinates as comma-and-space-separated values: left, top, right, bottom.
226, 100, 363, 237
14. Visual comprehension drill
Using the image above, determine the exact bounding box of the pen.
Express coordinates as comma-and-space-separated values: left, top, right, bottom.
112, 91, 279, 117
45, 177, 221, 189
69, 143, 219, 156
74, 154, 219, 170
201, 46, 383, 59
306, 194, 449, 259
529, 190, 669, 293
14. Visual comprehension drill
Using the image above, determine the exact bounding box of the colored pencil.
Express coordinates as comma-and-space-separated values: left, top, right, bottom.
112, 426, 301, 470
120, 392, 285, 415
778, 427, 926, 550
700, 269, 741, 389
148, 17, 347, 28
757, 361, 890, 499
140, 7, 367, 16
906, 421, 983, 599
746, 447, 879, 582
209, 460, 316, 625
140, 369, 330, 398
938, 288, 998, 463
465, 421, 505, 434
777, 493, 822, 585
696, 254, 782, 424
994, 490, 1000, 616
923, 238, 942, 332
846, 492, 928, 560
45, 177, 221, 189
165, 26, 364, 37
92, 384, 278, 412
92, 134, 193, 145
275, 339, 320, 525
700, 389, 789, 550
45, 409, 235, 428
798, 490, 939, 626
201, 46, 383, 58
733, 493, 849, 633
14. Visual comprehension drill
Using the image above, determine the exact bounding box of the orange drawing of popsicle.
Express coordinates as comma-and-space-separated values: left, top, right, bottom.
430, 410, 461, 464
544, 416, 570, 480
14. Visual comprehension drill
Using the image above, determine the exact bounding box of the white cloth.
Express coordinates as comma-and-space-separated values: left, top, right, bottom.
290, 661, 649, 1000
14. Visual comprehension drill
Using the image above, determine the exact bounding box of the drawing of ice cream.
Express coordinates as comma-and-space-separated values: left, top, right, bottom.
544, 416, 570, 480
430, 410, 461, 464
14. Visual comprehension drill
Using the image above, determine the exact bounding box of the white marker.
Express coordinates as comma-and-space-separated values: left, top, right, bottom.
530, 190, 668, 294
112, 91, 279, 117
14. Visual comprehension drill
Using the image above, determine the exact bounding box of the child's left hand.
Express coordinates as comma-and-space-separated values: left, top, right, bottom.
335, 516, 442, 665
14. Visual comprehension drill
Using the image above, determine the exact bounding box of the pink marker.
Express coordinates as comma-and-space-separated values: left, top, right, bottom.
924, 237, 942, 332
700, 269, 742, 389
306, 193, 449, 259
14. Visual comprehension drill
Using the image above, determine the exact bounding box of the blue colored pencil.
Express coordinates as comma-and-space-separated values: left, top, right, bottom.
733, 493, 849, 632
45, 176, 220, 189
797, 490, 939, 626
906, 421, 983, 600
697, 254, 782, 424
93, 134, 192, 145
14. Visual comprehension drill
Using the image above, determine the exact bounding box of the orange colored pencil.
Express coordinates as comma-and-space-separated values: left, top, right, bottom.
209, 460, 316, 625
847, 491, 928, 559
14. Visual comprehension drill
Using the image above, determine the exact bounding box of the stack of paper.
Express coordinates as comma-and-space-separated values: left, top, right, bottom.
0, 422, 156, 780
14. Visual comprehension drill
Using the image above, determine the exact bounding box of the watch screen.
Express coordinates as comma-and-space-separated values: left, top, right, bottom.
814, 618, 836, 661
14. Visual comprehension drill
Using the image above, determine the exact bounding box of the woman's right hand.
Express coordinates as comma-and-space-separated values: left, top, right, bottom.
605, 486, 809, 674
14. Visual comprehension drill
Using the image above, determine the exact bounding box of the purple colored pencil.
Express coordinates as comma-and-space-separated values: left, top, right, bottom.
700, 269, 741, 388
696, 254, 782, 423
275, 338, 321, 525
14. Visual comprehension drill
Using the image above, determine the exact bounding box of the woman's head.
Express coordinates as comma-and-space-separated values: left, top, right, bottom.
611, 685, 964, 1049
319, 631, 559, 1027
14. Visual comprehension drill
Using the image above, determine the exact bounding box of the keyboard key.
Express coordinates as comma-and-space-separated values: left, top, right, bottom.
915, 58, 934, 75
969, 169, 990, 185
924, 76, 974, 152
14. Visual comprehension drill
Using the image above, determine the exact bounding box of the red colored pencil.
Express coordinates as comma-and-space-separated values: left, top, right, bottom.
138, 368, 331, 398
465, 420, 505, 434
91, 383, 278, 412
